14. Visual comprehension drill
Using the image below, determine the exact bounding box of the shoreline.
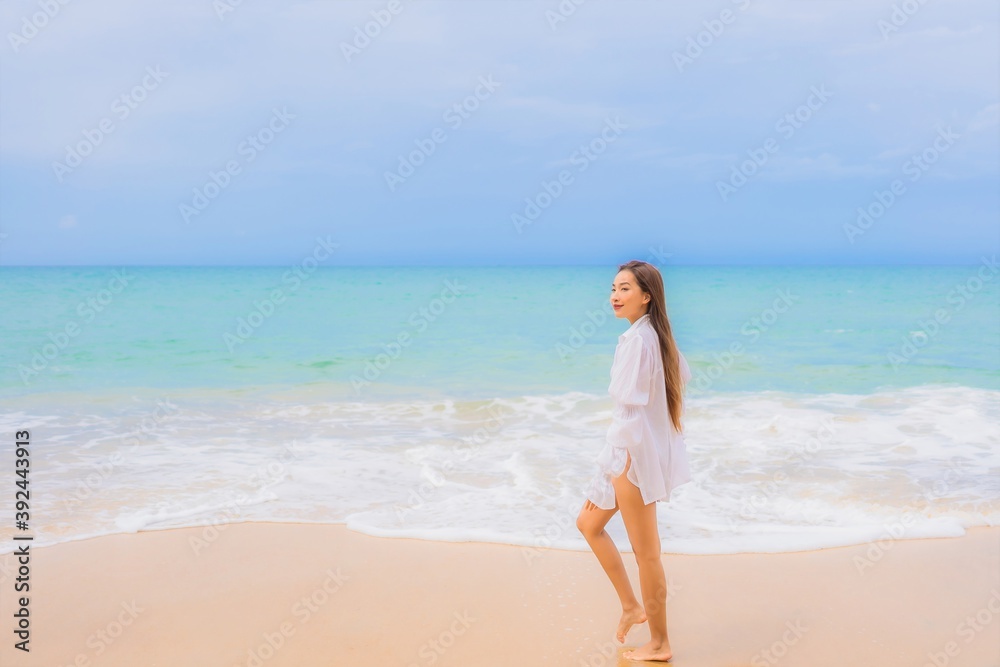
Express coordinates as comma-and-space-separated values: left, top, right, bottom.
1, 522, 997, 666
0, 516, 991, 558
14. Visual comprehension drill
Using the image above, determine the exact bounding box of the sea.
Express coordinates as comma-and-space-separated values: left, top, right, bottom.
1, 264, 998, 555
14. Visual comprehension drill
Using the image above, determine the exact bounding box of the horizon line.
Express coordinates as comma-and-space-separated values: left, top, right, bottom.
0, 261, 994, 269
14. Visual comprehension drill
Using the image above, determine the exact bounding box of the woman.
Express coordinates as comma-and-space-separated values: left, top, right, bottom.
576, 259, 692, 663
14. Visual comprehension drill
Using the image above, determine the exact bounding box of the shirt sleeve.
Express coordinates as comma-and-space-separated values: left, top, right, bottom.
606, 335, 651, 451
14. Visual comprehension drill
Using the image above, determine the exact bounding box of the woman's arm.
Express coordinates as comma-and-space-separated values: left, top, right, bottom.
606, 335, 652, 453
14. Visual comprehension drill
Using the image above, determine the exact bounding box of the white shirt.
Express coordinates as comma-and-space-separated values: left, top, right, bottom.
585, 312, 692, 509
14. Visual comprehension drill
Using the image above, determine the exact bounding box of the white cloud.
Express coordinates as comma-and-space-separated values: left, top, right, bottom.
0, 0, 995, 187
760, 153, 886, 180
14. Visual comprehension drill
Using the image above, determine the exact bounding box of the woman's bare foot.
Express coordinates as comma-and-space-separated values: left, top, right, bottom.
616, 606, 647, 643
623, 638, 672, 662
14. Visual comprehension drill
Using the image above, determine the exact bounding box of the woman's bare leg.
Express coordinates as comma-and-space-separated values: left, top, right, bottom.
576, 490, 646, 642
613, 450, 673, 662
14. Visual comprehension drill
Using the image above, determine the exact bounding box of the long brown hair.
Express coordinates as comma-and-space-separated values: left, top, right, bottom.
617, 260, 686, 433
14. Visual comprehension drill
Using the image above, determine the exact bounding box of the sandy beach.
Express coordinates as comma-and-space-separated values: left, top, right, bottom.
1, 522, 997, 667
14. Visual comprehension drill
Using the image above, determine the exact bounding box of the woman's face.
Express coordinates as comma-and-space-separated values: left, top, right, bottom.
610, 270, 649, 323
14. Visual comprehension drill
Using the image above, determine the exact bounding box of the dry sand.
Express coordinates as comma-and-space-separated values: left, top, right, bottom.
1, 522, 997, 666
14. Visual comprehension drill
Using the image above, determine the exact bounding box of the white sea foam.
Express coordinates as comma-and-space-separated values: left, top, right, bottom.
1, 384, 997, 554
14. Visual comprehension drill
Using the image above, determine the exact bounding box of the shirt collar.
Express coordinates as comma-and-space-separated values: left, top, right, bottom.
619, 312, 650, 341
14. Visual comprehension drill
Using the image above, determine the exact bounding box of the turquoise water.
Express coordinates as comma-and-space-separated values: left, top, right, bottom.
2, 265, 998, 397
1, 264, 998, 555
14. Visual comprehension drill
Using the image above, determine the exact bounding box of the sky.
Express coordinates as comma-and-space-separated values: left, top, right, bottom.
0, 0, 997, 266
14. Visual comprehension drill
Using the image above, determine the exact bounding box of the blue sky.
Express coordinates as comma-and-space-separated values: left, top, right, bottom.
0, 0, 997, 266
